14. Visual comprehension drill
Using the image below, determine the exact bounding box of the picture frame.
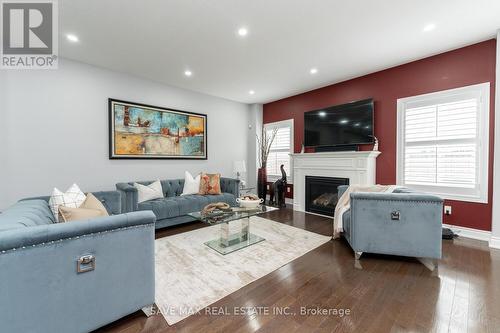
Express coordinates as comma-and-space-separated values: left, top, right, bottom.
109, 99, 207, 160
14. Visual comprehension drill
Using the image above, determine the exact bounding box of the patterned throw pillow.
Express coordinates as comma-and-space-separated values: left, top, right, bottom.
198, 173, 222, 195
49, 184, 86, 222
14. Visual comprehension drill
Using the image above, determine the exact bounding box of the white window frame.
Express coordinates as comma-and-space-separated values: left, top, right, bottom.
264, 119, 294, 184
396, 82, 490, 203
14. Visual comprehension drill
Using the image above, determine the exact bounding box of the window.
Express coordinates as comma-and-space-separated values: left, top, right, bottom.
397, 83, 490, 203
264, 119, 294, 182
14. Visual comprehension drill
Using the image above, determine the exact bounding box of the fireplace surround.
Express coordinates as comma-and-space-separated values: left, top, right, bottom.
290, 151, 381, 216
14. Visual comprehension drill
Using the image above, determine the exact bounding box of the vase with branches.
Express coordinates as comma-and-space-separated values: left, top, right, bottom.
256, 127, 277, 200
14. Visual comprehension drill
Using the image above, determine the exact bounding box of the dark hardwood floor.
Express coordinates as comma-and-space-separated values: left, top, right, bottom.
97, 207, 500, 333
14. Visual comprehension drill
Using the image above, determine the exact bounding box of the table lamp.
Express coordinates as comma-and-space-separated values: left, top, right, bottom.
233, 161, 246, 187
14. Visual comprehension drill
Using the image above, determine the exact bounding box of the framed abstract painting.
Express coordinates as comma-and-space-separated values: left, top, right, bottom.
109, 99, 207, 159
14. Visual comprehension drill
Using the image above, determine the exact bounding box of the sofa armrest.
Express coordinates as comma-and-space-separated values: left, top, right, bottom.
349, 192, 443, 258
116, 182, 138, 213
92, 190, 122, 215
337, 185, 349, 199
220, 177, 240, 197
0, 211, 156, 252
20, 190, 123, 215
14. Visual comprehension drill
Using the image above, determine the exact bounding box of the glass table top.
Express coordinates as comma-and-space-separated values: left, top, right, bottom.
188, 205, 276, 225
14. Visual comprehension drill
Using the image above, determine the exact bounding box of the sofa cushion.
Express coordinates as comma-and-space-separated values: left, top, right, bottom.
138, 198, 180, 220
137, 193, 237, 220
0, 200, 55, 231
161, 179, 185, 197
171, 195, 209, 215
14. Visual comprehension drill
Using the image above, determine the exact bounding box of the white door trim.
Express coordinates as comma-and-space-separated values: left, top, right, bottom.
491, 30, 500, 248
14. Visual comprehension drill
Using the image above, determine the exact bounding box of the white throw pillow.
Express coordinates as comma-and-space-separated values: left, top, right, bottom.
134, 180, 163, 203
49, 183, 86, 222
181, 171, 201, 196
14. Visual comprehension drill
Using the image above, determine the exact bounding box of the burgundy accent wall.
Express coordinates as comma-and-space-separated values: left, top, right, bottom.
263, 40, 496, 231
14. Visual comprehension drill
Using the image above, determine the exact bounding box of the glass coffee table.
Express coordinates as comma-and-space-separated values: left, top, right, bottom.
188, 206, 276, 255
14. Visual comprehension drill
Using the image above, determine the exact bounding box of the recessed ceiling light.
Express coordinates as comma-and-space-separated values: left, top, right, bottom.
319, 111, 326, 117
310, 68, 318, 74
423, 23, 436, 32
66, 34, 79, 42
340, 119, 349, 124
238, 27, 248, 37
184, 70, 192, 77
249, 90, 255, 95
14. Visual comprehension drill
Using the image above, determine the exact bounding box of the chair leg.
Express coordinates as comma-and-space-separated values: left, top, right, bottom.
418, 258, 438, 272
142, 304, 157, 317
354, 251, 363, 260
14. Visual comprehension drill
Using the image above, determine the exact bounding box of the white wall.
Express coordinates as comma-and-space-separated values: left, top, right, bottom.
246, 104, 263, 190
0, 75, 7, 208
1, 59, 250, 209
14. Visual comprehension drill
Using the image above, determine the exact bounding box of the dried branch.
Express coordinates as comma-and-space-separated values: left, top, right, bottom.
256, 127, 278, 168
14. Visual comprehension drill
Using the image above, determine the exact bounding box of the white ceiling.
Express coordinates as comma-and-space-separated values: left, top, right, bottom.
59, 0, 500, 104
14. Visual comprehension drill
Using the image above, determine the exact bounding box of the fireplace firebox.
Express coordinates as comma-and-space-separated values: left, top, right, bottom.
305, 176, 349, 217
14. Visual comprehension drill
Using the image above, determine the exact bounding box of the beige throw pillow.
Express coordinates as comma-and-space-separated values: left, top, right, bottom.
59, 193, 109, 222
59, 207, 103, 222
82, 193, 109, 215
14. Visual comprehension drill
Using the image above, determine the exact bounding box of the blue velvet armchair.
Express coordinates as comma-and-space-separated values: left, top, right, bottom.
337, 185, 443, 265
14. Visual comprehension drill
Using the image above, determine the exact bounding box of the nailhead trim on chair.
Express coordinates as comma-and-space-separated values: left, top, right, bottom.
0, 222, 155, 255
355, 198, 442, 204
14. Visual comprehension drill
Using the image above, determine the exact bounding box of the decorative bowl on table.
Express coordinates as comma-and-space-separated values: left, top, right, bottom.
236, 195, 264, 208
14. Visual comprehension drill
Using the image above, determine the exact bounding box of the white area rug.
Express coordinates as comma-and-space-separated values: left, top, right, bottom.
154, 216, 331, 325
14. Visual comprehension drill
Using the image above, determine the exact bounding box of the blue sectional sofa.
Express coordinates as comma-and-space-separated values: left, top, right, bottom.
0, 191, 156, 333
116, 177, 240, 229
337, 185, 443, 261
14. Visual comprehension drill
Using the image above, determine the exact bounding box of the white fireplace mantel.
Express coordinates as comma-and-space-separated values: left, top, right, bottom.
290, 151, 381, 212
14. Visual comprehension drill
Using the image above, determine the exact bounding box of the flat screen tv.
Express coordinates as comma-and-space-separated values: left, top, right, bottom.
304, 98, 374, 147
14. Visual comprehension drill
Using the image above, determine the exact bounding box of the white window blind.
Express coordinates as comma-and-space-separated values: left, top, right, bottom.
264, 119, 294, 181
397, 83, 489, 203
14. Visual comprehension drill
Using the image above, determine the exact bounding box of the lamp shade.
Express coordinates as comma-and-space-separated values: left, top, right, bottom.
233, 161, 246, 173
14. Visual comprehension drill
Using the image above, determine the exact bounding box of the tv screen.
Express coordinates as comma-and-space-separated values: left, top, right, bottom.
304, 99, 374, 147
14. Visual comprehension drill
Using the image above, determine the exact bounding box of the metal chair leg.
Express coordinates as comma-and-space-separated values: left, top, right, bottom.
418, 258, 438, 271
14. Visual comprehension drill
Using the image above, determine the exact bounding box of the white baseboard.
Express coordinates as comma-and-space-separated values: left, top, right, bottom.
489, 236, 500, 249
443, 224, 491, 242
